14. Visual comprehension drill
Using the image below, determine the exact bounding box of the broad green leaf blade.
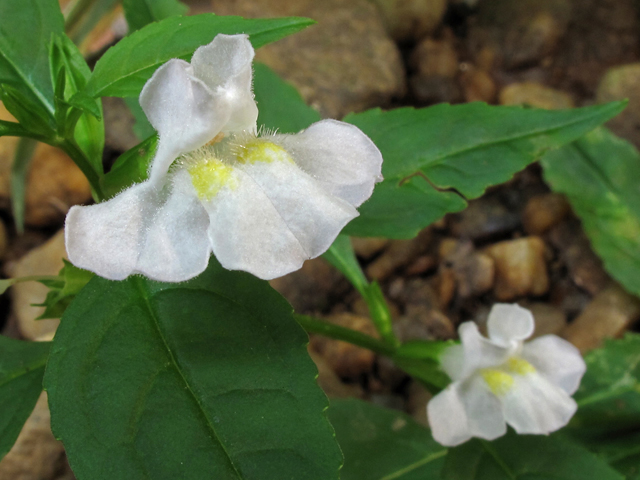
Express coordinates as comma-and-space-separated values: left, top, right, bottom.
442, 433, 624, 480
0, 0, 63, 115
10, 137, 37, 233
344, 102, 626, 238
0, 336, 51, 461
0, 120, 38, 138
329, 399, 446, 480
85, 15, 315, 98
122, 0, 188, 32
44, 259, 342, 480
100, 134, 157, 198
570, 334, 640, 436
254, 62, 320, 134
541, 127, 640, 297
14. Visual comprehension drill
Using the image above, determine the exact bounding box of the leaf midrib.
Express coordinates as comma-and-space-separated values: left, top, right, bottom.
379, 449, 447, 480
0, 357, 48, 389
132, 277, 244, 479
379, 103, 622, 182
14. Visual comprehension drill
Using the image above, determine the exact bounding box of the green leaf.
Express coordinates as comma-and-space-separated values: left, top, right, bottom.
570, 334, 640, 437
35, 259, 94, 319
101, 134, 157, 198
10, 137, 37, 233
124, 96, 155, 141
44, 258, 342, 480
85, 15, 315, 98
122, 0, 189, 32
442, 433, 625, 480
0, 336, 51, 461
0, 84, 55, 136
329, 399, 447, 480
0, 0, 63, 116
541, 127, 640, 297
49, 34, 104, 175
253, 62, 320, 134
344, 101, 627, 238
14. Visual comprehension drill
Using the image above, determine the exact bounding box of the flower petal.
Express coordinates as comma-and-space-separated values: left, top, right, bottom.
191, 34, 258, 133
428, 376, 506, 447
440, 344, 465, 381
274, 120, 383, 207
521, 335, 586, 395
65, 177, 210, 282
139, 59, 230, 183
202, 158, 357, 280
458, 322, 511, 378
502, 371, 577, 435
487, 303, 535, 347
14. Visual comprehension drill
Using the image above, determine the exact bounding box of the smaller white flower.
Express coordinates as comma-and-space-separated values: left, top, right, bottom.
65, 34, 383, 282
427, 303, 586, 447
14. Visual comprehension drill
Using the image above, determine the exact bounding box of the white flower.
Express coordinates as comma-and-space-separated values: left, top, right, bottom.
65, 34, 383, 282
427, 303, 586, 447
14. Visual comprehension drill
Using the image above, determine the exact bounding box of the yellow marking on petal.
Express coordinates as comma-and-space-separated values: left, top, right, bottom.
236, 140, 293, 164
481, 369, 514, 396
507, 357, 536, 376
188, 158, 237, 200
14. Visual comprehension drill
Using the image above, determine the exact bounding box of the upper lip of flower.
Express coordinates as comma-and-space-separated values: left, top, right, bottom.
64, 34, 384, 283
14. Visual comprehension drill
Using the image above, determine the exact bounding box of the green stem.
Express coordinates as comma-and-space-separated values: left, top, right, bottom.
57, 138, 104, 201
295, 314, 396, 356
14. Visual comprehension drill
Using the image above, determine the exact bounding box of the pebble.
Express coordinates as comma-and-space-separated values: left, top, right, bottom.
597, 63, 640, 148
395, 306, 456, 342
371, 0, 448, 42
439, 240, 495, 301
406, 381, 432, 427
522, 192, 571, 235
410, 34, 462, 104
484, 236, 549, 300
270, 258, 349, 313
468, 0, 572, 70
450, 197, 520, 241
210, 0, 406, 119
309, 313, 379, 378
307, 349, 363, 398
351, 237, 390, 260
460, 67, 496, 103
548, 220, 611, 295
524, 302, 567, 338
562, 283, 640, 352
499, 82, 575, 110
6, 230, 66, 340
366, 229, 433, 281
0, 104, 92, 227
0, 392, 66, 480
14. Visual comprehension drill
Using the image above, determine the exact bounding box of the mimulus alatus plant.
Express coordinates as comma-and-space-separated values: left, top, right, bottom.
427, 304, 586, 446
65, 34, 383, 282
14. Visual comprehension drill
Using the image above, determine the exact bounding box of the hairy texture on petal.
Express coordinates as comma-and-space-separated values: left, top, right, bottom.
191, 34, 258, 133
203, 161, 357, 280
274, 120, 383, 207
428, 376, 506, 447
502, 372, 577, 435
487, 303, 535, 347
522, 335, 586, 395
458, 322, 511, 378
140, 59, 230, 182
65, 179, 210, 282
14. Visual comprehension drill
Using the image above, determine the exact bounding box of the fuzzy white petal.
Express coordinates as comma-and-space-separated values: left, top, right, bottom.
521, 335, 586, 395
203, 160, 357, 280
191, 34, 258, 133
139, 59, 230, 182
487, 303, 535, 347
274, 120, 383, 207
458, 322, 511, 378
428, 376, 506, 447
65, 179, 210, 282
440, 344, 465, 381
502, 372, 577, 435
